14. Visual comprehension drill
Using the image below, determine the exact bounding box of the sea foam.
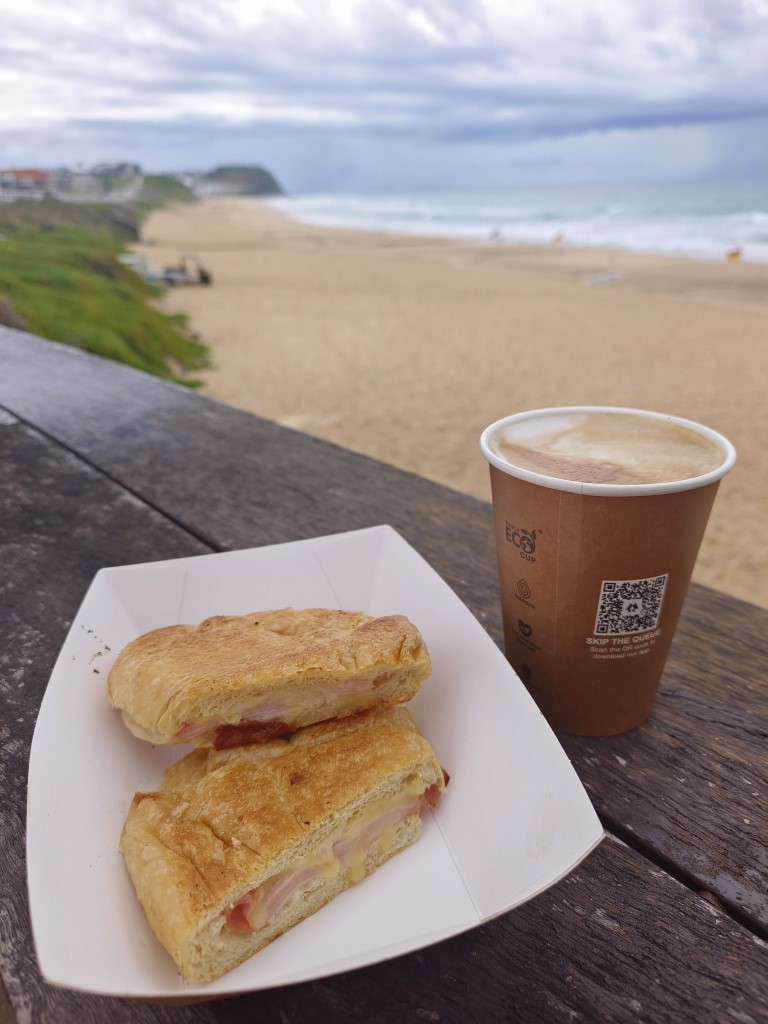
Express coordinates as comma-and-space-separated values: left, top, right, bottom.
266, 181, 768, 263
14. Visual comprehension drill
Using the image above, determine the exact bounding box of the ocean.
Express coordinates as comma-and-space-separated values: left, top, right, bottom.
267, 180, 768, 263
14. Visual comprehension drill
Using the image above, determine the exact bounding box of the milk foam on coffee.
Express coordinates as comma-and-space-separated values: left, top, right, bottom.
488, 411, 724, 485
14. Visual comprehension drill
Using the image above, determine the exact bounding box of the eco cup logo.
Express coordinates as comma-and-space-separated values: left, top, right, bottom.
505, 523, 539, 562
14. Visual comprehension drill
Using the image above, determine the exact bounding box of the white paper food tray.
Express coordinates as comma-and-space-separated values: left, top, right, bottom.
27, 525, 603, 998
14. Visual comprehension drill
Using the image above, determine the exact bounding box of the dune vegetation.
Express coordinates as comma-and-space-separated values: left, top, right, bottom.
0, 188, 210, 386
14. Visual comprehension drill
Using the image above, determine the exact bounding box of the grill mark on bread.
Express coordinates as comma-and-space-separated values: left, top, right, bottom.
197, 814, 254, 854
124, 814, 218, 898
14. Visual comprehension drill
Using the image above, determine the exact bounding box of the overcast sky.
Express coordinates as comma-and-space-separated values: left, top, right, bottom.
2, 0, 767, 193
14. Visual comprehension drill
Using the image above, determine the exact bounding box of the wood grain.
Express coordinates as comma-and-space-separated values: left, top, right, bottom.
1, 328, 767, 1022
0, 413, 209, 1023
2, 328, 765, 932
559, 583, 768, 934
244, 836, 768, 1024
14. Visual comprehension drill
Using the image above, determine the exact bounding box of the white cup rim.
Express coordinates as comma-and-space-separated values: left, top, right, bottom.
479, 406, 737, 496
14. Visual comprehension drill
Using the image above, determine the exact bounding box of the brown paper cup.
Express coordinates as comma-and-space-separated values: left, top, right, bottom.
480, 407, 736, 736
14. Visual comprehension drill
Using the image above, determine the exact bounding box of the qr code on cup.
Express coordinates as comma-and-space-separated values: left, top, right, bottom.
594, 575, 668, 635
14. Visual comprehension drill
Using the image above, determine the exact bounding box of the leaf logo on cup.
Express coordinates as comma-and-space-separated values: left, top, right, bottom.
505, 523, 539, 562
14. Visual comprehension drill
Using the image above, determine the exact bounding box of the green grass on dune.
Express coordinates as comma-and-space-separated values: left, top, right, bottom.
136, 174, 197, 210
0, 203, 210, 386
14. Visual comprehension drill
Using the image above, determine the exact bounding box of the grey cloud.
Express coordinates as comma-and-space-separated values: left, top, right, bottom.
3, 0, 768, 187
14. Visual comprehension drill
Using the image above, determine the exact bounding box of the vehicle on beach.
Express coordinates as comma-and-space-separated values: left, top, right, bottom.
161, 254, 212, 286
118, 252, 213, 286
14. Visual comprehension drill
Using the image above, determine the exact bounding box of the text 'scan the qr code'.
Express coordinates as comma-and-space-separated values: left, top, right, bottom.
594, 575, 669, 636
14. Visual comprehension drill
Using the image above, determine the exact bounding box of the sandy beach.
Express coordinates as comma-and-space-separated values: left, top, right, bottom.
136, 198, 768, 608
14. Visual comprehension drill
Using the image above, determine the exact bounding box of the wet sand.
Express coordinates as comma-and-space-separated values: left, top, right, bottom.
136, 198, 768, 608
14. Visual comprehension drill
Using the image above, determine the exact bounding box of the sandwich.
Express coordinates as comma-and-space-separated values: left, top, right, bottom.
120, 706, 446, 983
107, 607, 432, 748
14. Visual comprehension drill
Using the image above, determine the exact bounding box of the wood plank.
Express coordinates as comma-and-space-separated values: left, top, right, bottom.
248, 836, 768, 1024
0, 413, 210, 1024
0, 327, 495, 602
560, 583, 768, 934
1, 409, 767, 1023
1, 328, 766, 934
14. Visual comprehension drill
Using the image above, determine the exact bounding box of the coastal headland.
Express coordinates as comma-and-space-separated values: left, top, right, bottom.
135, 197, 768, 608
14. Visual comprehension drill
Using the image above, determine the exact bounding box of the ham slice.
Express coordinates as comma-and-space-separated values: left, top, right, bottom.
175, 674, 385, 744
226, 865, 321, 933
213, 720, 292, 749
224, 785, 441, 934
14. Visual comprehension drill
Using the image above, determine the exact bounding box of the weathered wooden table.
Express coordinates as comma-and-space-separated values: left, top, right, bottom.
1, 327, 766, 1024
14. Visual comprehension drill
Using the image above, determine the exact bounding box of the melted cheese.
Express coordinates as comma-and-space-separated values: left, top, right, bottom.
225, 777, 432, 933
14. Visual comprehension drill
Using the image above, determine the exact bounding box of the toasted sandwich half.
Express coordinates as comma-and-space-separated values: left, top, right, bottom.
120, 706, 446, 983
107, 607, 432, 747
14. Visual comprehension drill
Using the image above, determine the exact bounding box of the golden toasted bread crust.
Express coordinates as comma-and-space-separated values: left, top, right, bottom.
107, 608, 432, 744
120, 707, 444, 982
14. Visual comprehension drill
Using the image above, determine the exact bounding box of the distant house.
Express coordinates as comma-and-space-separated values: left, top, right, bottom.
0, 168, 51, 197
86, 162, 143, 200
91, 162, 142, 180
51, 168, 103, 196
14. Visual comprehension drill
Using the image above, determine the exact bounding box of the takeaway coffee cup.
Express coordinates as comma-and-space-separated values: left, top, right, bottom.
480, 407, 736, 736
